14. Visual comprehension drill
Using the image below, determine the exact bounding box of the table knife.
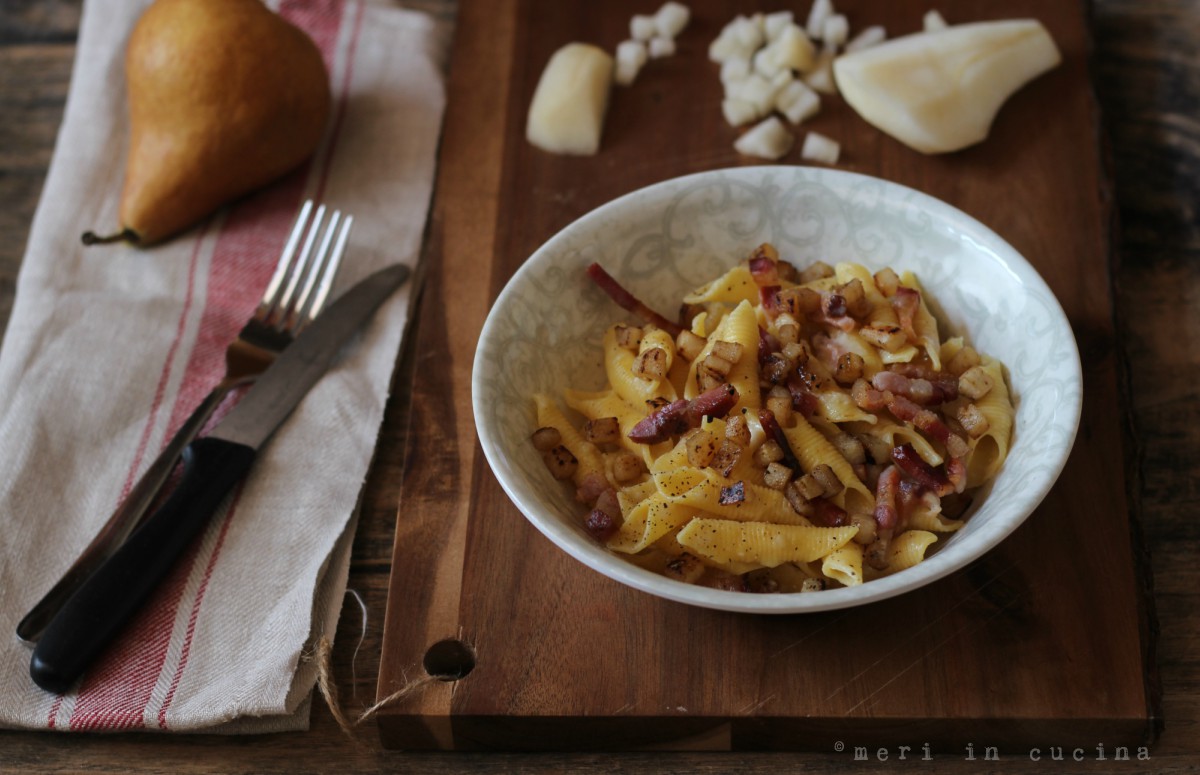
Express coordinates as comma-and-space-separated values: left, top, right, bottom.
28, 262, 410, 695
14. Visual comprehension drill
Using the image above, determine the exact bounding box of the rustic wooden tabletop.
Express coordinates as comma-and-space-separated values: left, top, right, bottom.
1, 0, 1196, 772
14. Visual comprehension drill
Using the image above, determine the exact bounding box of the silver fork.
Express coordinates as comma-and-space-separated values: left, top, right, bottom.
17, 201, 352, 643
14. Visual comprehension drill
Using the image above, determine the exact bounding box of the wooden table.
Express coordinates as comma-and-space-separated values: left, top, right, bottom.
1, 0, 1196, 771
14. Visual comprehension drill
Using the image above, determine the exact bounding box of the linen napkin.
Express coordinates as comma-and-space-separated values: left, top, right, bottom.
0, 0, 446, 732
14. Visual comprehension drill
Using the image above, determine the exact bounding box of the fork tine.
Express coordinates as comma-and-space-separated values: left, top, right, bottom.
257, 200, 314, 318
291, 210, 341, 329
271, 204, 326, 325
299, 215, 352, 329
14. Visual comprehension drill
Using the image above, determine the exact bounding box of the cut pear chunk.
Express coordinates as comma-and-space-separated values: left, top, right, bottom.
526, 43, 614, 155
844, 24, 886, 54
769, 23, 817, 73
734, 116, 794, 160
649, 36, 676, 59
654, 2, 691, 39
775, 79, 821, 124
722, 98, 758, 127
614, 39, 648, 86
800, 131, 840, 164
630, 14, 657, 41
833, 19, 1061, 154
763, 11, 794, 42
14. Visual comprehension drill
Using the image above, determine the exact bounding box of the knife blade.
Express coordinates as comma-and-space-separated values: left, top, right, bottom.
29, 262, 410, 695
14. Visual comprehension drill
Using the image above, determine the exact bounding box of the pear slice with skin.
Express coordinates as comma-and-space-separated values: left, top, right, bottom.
84, 0, 331, 247
832, 19, 1061, 155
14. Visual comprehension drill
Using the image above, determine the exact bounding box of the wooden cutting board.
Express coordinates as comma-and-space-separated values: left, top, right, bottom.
375, 0, 1160, 752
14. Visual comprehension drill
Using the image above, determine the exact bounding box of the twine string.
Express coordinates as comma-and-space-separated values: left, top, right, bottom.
345, 588, 368, 697
314, 636, 443, 735
312, 590, 463, 737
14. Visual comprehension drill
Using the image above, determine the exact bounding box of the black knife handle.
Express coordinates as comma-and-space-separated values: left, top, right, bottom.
16, 388, 228, 643
30, 436, 256, 695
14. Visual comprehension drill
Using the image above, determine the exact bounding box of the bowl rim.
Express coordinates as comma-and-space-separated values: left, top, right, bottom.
472, 166, 1082, 614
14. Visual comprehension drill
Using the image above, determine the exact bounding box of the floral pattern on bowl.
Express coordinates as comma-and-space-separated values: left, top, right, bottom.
472, 166, 1081, 614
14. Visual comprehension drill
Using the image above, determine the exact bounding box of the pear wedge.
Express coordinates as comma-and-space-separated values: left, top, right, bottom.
833, 20, 1061, 154
84, 0, 331, 246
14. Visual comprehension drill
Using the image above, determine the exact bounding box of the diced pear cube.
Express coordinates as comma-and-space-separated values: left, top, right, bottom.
720, 56, 752, 86
734, 116, 795, 160
822, 14, 849, 48
804, 48, 838, 94
752, 46, 783, 79
722, 98, 758, 127
764, 10, 795, 42
630, 14, 657, 41
648, 36, 676, 59
805, 0, 833, 40
730, 14, 765, 51
655, 2, 691, 39
924, 10, 948, 32
844, 25, 887, 54
775, 79, 821, 124
729, 73, 778, 116
773, 24, 818, 72
800, 131, 840, 164
709, 29, 754, 63
614, 39, 648, 86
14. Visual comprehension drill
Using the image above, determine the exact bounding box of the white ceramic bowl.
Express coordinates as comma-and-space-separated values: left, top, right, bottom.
472, 167, 1081, 614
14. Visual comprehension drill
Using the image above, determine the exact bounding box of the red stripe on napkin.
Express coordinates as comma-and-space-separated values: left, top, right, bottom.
66, 534, 206, 731
48, 225, 211, 731
310, 0, 365, 205
56, 0, 354, 730
114, 227, 210, 505
156, 488, 244, 728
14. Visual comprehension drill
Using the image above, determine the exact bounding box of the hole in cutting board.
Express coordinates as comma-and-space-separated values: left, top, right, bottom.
423, 638, 475, 681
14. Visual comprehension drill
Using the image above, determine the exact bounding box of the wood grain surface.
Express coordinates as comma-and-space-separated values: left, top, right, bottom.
1, 0, 1198, 772
376, 0, 1152, 753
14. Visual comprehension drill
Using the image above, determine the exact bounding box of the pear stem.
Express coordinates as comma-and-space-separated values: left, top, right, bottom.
81, 228, 138, 246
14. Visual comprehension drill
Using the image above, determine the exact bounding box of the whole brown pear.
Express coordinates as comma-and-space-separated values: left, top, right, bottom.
85, 0, 331, 246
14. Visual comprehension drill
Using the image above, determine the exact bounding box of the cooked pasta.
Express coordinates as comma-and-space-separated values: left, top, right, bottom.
532, 247, 1015, 593
963, 357, 1013, 487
